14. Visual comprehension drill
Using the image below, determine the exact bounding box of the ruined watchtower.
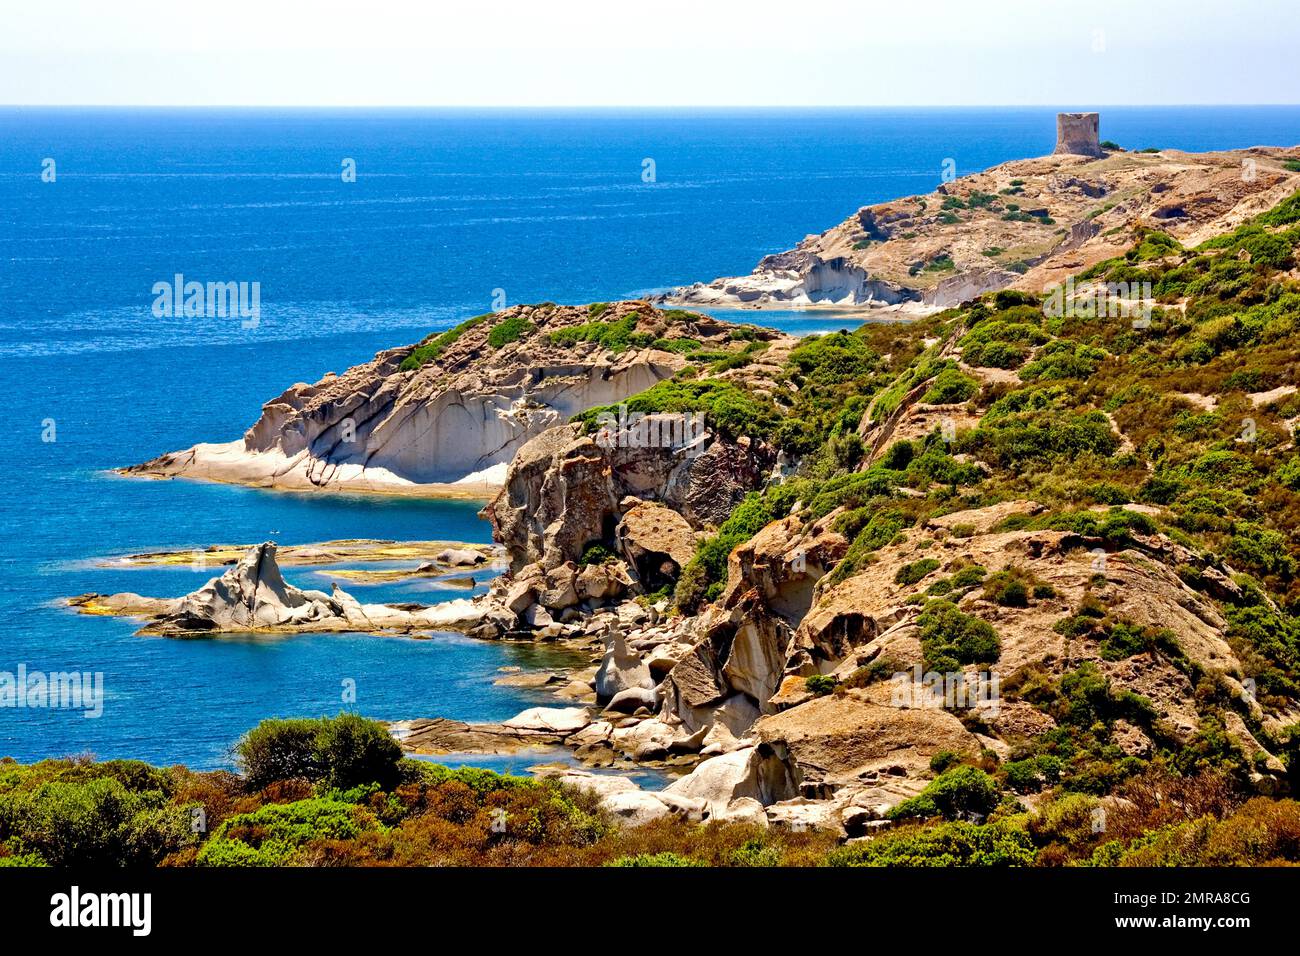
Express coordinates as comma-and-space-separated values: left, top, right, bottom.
1054, 112, 1104, 157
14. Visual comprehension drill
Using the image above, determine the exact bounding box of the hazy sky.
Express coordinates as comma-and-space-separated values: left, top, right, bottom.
3, 0, 1298, 107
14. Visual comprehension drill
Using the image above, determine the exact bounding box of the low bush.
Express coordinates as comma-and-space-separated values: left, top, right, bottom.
487, 315, 533, 348
918, 601, 1000, 671
896, 558, 941, 586
825, 819, 1035, 866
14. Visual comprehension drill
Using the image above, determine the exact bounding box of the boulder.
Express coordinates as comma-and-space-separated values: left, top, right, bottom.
754, 686, 982, 793
504, 577, 539, 615
567, 720, 614, 748
603, 790, 673, 826
616, 500, 699, 576
660, 746, 790, 811
713, 796, 769, 828
576, 561, 634, 603
502, 707, 591, 735
538, 563, 580, 610
766, 799, 843, 834
523, 603, 555, 629
611, 717, 698, 761
605, 686, 660, 715
544, 770, 638, 799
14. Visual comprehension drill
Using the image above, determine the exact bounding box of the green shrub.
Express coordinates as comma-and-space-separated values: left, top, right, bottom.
922, 368, 978, 404
578, 543, 617, 566
726, 838, 784, 867
650, 337, 702, 353
930, 750, 961, 773
575, 379, 779, 442
235, 718, 323, 789
0, 776, 193, 867
888, 766, 1003, 822
981, 567, 1049, 607
1018, 340, 1107, 381
825, 819, 1034, 866
960, 407, 1119, 468
804, 675, 838, 697
549, 313, 648, 353
198, 797, 382, 867
487, 315, 533, 348
950, 564, 987, 588
1226, 523, 1296, 579
1098, 621, 1152, 661
675, 492, 781, 610
234, 714, 403, 792
963, 340, 1029, 369
896, 558, 941, 586
918, 601, 1000, 671
1002, 755, 1063, 794
313, 712, 404, 792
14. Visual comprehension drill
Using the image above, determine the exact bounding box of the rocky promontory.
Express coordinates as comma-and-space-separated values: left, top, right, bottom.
121, 302, 788, 495
662, 138, 1300, 309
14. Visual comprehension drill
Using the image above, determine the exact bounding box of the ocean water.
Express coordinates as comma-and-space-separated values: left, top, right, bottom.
1, 106, 1297, 767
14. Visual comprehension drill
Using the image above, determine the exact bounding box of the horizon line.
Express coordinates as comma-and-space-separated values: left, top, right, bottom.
3, 103, 1300, 111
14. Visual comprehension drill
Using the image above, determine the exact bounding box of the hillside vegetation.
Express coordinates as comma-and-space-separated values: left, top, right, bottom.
5, 714, 1300, 867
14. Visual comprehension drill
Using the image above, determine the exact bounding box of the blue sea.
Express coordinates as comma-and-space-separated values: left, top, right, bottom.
1, 106, 1297, 768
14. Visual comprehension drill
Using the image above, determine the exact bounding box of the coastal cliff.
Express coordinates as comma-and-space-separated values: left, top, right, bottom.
122, 301, 767, 494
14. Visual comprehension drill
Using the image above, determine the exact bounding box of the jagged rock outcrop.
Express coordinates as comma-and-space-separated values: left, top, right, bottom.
484, 422, 778, 575
551, 499, 1294, 816
67, 542, 484, 636
655, 511, 849, 736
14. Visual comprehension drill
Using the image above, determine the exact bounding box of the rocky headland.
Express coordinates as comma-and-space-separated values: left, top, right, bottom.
121, 302, 789, 495
660, 119, 1300, 310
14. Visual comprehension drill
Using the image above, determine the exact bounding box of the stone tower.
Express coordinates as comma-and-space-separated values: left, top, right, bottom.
1054, 112, 1104, 157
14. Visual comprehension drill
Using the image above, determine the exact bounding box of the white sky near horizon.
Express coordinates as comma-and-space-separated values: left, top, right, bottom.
2, 0, 1298, 107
